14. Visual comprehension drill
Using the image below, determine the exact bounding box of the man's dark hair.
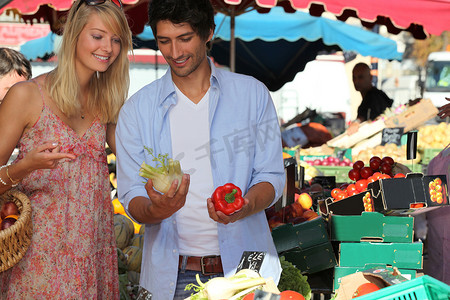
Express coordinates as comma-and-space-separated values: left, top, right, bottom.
148, 0, 215, 49
0, 48, 32, 79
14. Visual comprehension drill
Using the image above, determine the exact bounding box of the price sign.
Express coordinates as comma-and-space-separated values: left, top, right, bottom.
381, 127, 404, 146
236, 251, 266, 273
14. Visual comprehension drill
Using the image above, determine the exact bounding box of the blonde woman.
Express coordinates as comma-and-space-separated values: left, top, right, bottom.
0, 0, 132, 298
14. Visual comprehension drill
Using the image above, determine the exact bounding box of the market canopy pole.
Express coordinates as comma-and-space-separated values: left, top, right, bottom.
230, 6, 236, 72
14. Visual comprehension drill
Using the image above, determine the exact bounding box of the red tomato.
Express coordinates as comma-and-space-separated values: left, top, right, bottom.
336, 191, 347, 201
369, 159, 381, 171
360, 167, 373, 179
369, 156, 382, 164
352, 282, 380, 298
394, 173, 406, 178
372, 172, 382, 180
352, 160, 365, 170
280, 290, 305, 300
331, 188, 341, 199
348, 169, 361, 181
355, 179, 368, 192
346, 183, 358, 194
381, 156, 395, 166
379, 162, 392, 174
242, 292, 255, 300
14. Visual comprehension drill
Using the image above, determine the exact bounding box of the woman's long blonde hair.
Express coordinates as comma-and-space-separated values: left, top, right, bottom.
46, 0, 132, 123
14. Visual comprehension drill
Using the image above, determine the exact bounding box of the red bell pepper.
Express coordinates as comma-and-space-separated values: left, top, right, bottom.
212, 183, 245, 215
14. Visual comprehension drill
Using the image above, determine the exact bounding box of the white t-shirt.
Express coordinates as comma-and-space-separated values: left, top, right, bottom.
170, 84, 220, 256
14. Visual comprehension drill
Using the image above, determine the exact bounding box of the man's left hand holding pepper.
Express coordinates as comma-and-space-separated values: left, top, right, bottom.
207, 182, 275, 225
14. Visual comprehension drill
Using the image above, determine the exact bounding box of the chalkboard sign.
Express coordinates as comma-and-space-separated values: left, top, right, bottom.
381, 127, 404, 146
236, 251, 266, 273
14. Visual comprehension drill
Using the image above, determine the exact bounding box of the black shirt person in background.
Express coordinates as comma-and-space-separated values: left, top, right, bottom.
347, 62, 393, 134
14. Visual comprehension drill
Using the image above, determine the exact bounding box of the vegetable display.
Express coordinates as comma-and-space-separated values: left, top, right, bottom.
278, 256, 311, 300
211, 183, 245, 215
185, 269, 273, 300
139, 147, 184, 194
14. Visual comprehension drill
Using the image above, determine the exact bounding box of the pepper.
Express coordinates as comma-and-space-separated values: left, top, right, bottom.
212, 183, 245, 215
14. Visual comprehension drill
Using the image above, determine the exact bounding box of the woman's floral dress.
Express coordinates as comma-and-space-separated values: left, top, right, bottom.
0, 81, 119, 299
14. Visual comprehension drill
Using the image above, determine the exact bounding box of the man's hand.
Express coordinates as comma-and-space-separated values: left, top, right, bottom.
144, 174, 190, 221
346, 121, 360, 135
128, 174, 190, 224
207, 197, 250, 224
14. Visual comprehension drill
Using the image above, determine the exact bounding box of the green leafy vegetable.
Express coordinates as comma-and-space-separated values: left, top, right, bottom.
278, 256, 311, 300
139, 146, 184, 194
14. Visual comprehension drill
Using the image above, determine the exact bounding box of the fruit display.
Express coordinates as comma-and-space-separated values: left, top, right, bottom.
266, 193, 319, 230
353, 144, 421, 165
308, 156, 352, 167
0, 201, 19, 230
417, 122, 450, 149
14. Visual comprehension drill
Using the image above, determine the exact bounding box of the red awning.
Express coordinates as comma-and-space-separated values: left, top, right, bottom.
1, 0, 449, 38
211, 0, 450, 39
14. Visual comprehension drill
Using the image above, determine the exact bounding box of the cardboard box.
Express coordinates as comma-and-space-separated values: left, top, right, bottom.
370, 174, 448, 215
325, 174, 448, 216
339, 242, 423, 269
323, 192, 368, 216
333, 265, 416, 291
271, 217, 329, 253
329, 212, 414, 243
334, 268, 410, 300
385, 99, 439, 132
282, 241, 337, 274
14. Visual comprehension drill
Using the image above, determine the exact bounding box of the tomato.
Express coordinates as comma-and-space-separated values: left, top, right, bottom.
348, 169, 361, 181
360, 167, 373, 179
346, 183, 358, 194
242, 292, 255, 300
352, 282, 380, 298
352, 160, 365, 170
372, 172, 382, 180
280, 290, 305, 300
369, 156, 382, 164
394, 173, 406, 178
336, 191, 347, 201
355, 179, 368, 192
379, 162, 392, 174
369, 159, 381, 171
381, 156, 395, 166
331, 188, 341, 199
434, 178, 442, 185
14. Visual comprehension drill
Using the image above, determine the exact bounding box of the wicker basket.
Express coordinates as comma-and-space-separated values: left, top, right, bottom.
0, 189, 32, 272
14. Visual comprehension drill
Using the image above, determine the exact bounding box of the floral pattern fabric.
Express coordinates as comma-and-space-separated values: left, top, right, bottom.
0, 84, 119, 299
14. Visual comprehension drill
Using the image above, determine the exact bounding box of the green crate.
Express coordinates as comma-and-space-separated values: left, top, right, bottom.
315, 166, 352, 183
421, 148, 443, 165
356, 275, 450, 300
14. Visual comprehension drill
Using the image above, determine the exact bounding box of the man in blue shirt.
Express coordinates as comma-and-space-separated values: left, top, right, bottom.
115, 0, 285, 298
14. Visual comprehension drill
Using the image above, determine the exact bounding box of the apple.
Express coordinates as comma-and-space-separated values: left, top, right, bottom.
1, 217, 17, 230
296, 193, 313, 210
0, 201, 19, 220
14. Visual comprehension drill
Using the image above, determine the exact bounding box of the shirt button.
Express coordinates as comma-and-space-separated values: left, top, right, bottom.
173, 220, 176, 224
170, 282, 174, 286
173, 249, 177, 253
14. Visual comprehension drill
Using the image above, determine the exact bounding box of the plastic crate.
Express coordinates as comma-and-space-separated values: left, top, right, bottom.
356, 275, 450, 300
315, 166, 352, 183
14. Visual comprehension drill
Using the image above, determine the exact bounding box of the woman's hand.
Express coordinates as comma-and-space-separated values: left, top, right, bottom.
22, 141, 77, 172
